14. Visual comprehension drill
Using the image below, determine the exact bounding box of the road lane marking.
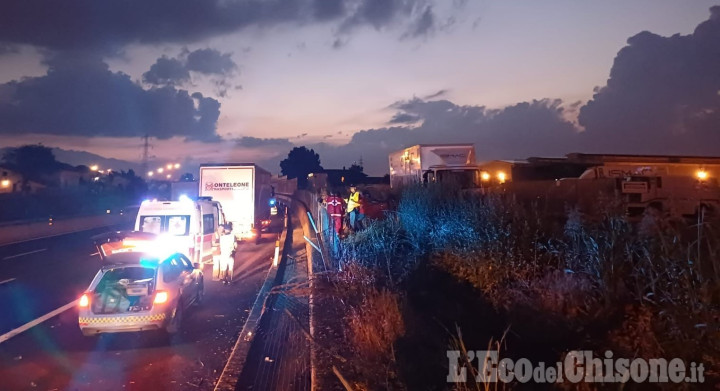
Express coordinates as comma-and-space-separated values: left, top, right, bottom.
89, 252, 99, 256
0, 278, 16, 285
0, 300, 77, 344
2, 248, 47, 260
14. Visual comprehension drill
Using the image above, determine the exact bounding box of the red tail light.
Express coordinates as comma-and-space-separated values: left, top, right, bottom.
79, 293, 90, 308
154, 291, 169, 304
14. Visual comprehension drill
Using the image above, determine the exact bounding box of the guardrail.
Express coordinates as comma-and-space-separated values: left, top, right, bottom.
0, 211, 135, 246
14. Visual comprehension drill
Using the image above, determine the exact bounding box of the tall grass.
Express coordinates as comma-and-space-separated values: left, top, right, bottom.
331, 184, 720, 386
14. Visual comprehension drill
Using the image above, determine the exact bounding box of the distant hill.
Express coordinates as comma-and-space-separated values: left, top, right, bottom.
0, 147, 141, 173
50, 148, 141, 172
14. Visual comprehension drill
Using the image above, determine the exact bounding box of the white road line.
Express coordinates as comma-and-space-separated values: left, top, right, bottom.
89, 252, 99, 256
0, 300, 77, 344
0, 278, 16, 285
2, 248, 47, 260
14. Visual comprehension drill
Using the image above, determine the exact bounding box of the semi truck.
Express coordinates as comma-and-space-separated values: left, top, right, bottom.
198, 164, 273, 241
389, 144, 480, 188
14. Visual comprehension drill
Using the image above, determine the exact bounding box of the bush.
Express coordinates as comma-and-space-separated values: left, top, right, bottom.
326, 185, 720, 387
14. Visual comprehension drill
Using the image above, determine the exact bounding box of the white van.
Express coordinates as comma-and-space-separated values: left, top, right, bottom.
134, 197, 226, 264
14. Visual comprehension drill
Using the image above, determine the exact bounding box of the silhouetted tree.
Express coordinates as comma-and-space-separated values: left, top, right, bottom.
345, 163, 368, 184
349, 163, 364, 174
280, 146, 323, 189
2, 144, 61, 185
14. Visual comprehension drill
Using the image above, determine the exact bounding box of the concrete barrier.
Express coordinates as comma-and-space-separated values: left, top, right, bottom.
0, 213, 135, 246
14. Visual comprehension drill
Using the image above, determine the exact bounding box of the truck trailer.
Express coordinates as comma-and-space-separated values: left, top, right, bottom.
502, 154, 720, 219
198, 164, 273, 241
389, 144, 480, 188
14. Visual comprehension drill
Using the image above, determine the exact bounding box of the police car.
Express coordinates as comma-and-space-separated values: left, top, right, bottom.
78, 232, 204, 337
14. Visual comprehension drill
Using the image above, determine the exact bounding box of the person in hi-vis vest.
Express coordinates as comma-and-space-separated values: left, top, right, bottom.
346, 185, 361, 231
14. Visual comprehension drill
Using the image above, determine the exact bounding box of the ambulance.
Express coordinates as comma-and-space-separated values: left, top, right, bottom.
134, 196, 226, 263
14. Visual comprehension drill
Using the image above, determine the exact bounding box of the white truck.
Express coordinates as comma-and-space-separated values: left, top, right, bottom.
198, 164, 273, 241
389, 144, 480, 188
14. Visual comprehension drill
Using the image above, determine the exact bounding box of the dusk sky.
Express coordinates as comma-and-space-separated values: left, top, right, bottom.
1, 1, 719, 175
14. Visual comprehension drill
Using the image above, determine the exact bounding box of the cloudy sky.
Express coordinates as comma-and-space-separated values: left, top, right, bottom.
0, 0, 719, 175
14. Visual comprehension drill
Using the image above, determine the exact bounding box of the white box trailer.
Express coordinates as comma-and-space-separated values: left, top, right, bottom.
389, 144, 479, 188
198, 164, 272, 240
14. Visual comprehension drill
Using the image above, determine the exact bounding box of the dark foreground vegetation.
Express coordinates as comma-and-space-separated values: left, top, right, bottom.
314, 186, 719, 390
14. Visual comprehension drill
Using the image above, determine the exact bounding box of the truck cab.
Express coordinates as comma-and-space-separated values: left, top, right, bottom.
423, 166, 482, 188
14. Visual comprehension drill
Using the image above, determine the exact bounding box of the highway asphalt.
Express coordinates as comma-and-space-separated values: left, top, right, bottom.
0, 226, 278, 390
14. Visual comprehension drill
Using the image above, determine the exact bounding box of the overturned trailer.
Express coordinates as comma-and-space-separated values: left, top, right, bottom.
487, 153, 720, 219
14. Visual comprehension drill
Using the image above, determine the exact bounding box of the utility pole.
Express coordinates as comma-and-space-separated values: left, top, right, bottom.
141, 134, 150, 178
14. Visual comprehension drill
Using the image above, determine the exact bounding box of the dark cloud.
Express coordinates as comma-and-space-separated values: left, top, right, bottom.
332, 38, 347, 50
300, 97, 580, 175
0, 44, 19, 56
143, 48, 237, 96
578, 6, 720, 155
404, 6, 435, 38
423, 89, 448, 100
142, 56, 190, 86
340, 0, 437, 37
185, 48, 237, 76
388, 112, 420, 124
0, 53, 220, 141
0, 0, 443, 53
313, 0, 345, 21
235, 136, 292, 148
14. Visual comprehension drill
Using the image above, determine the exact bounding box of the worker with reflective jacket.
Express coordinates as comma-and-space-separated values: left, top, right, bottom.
326, 191, 345, 236
346, 185, 362, 231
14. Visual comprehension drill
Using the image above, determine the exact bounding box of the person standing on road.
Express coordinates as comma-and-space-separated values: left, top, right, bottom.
326, 191, 345, 236
346, 185, 361, 232
356, 191, 369, 230
219, 226, 236, 284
